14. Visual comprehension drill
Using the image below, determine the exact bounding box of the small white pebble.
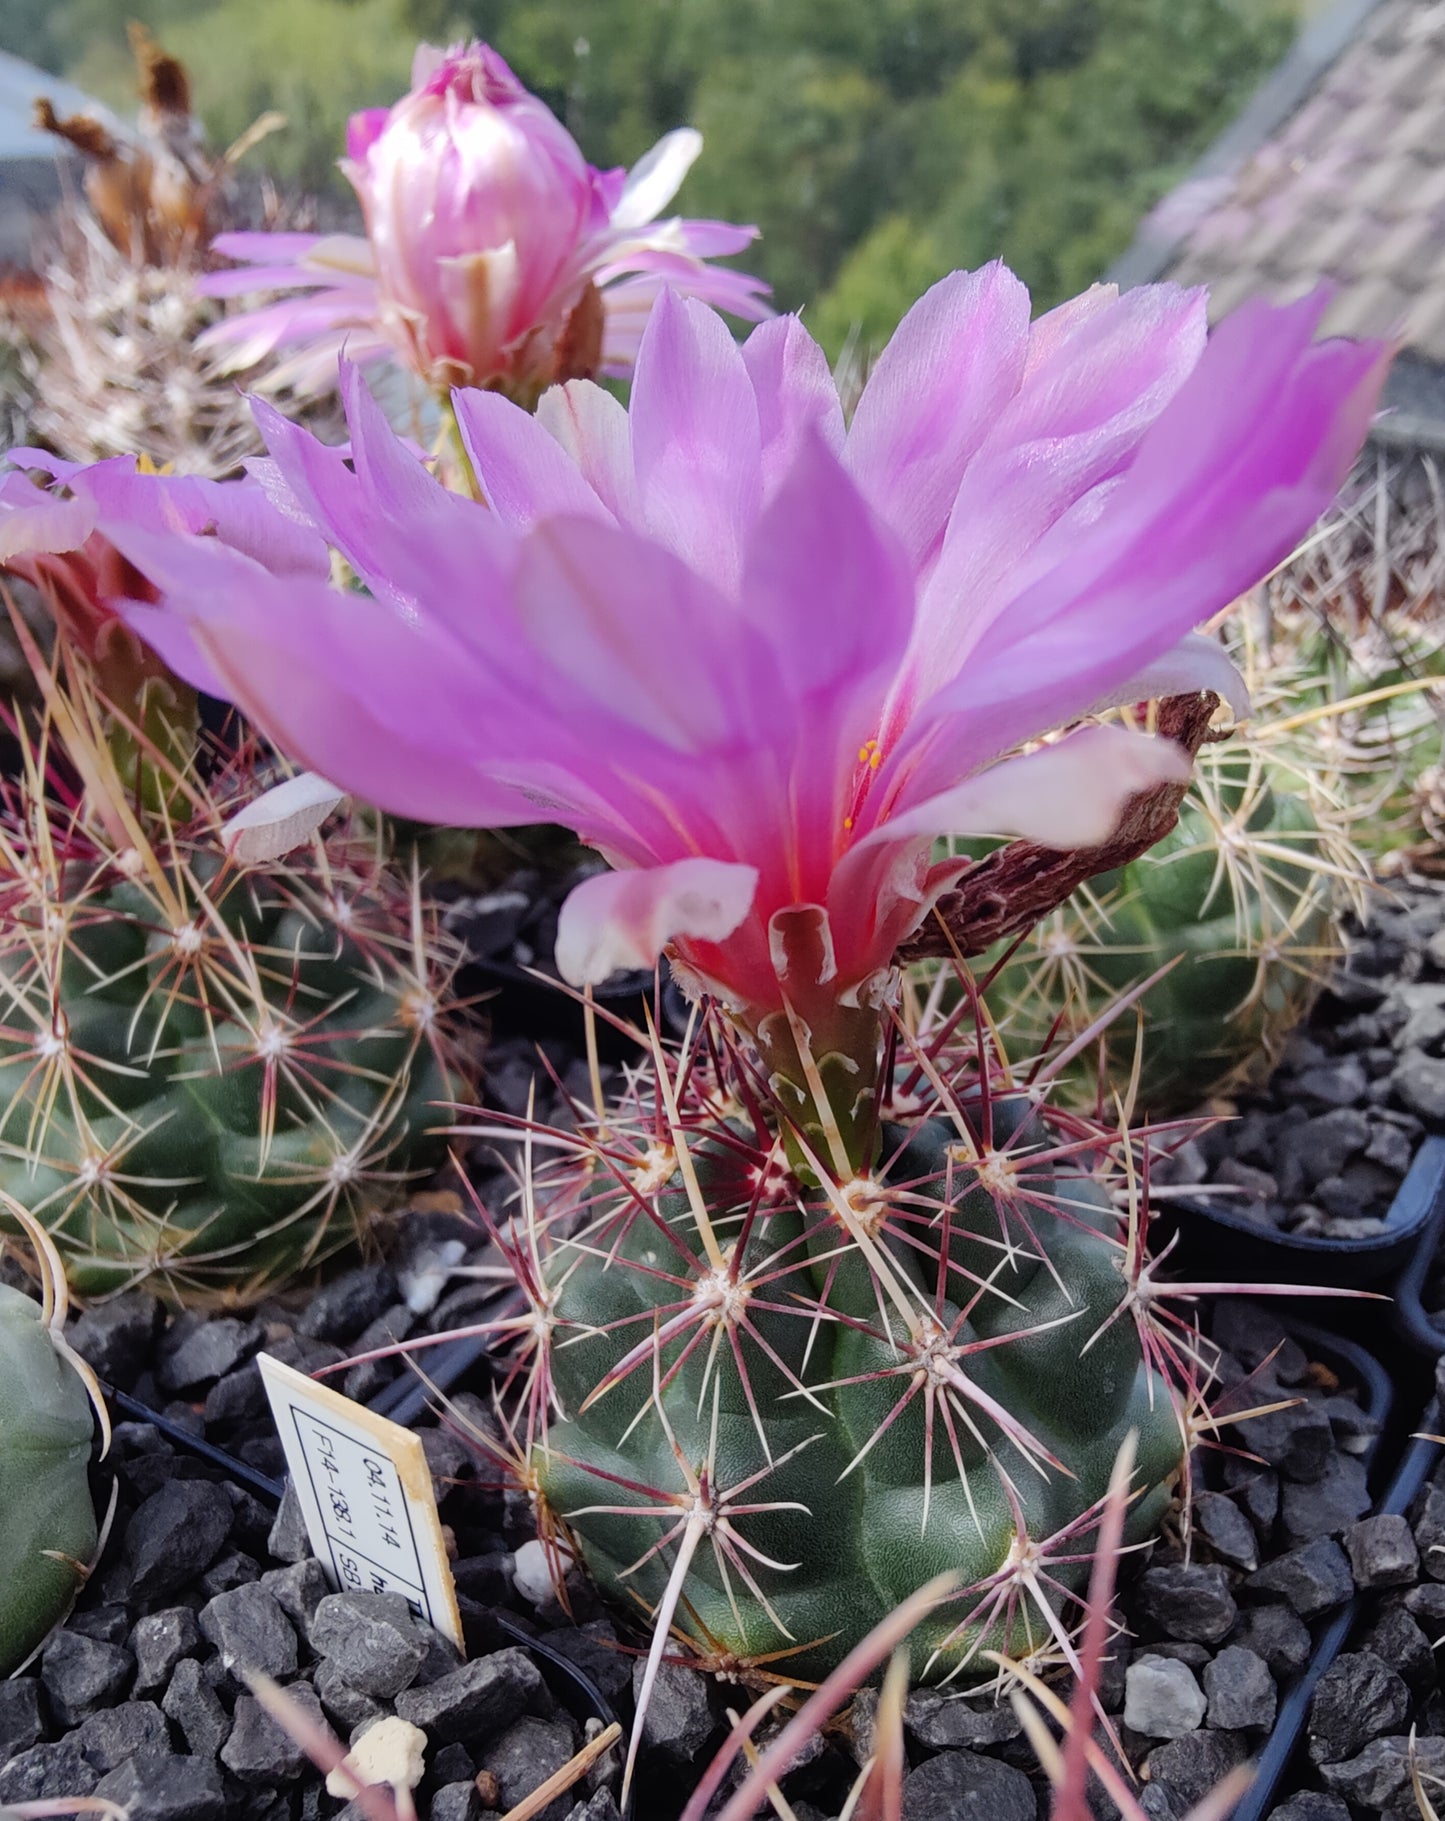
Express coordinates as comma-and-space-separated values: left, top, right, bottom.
1124, 1655, 1206, 1740
512, 1536, 561, 1607
399, 1239, 468, 1314
324, 1715, 427, 1799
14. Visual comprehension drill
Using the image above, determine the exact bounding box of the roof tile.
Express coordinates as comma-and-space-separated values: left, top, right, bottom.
1320, 273, 1411, 339
1349, 153, 1421, 218
1383, 98, 1445, 159
1153, 0, 1445, 365
1372, 213, 1445, 291
1404, 283, 1445, 354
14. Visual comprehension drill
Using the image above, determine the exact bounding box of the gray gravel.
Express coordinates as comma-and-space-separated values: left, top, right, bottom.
1157, 880, 1445, 1236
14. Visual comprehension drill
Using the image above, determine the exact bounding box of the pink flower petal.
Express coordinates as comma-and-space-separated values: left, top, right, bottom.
113, 600, 231, 700
828, 728, 1194, 977
1083, 632, 1249, 723
898, 292, 1390, 796
609, 128, 702, 230
0, 474, 96, 560
108, 532, 531, 824
512, 514, 785, 750
845, 263, 1031, 576
251, 370, 505, 630
79, 270, 1386, 1022
629, 289, 761, 592
555, 857, 758, 985
741, 315, 845, 502
906, 281, 1208, 685
535, 381, 642, 525
210, 231, 333, 263
80, 465, 330, 582
874, 725, 1192, 851
452, 386, 614, 530
738, 431, 911, 719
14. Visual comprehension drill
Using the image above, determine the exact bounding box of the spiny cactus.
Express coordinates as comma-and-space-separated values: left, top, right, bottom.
683, 1431, 1226, 1821
0, 1206, 104, 1675
17, 210, 265, 479
1247, 449, 1445, 869
476, 983, 1201, 1714
16, 25, 299, 479
1253, 614, 1444, 870
0, 663, 465, 1303
963, 700, 1373, 1118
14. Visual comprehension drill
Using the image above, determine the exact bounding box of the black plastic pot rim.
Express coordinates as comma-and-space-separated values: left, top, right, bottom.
1156, 1135, 1445, 1289
1222, 1316, 1401, 1821
1391, 1151, 1445, 1354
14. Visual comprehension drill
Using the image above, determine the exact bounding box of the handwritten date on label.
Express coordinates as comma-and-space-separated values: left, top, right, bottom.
257, 1352, 463, 1652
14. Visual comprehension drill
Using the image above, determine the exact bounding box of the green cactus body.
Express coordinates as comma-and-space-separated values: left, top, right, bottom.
0, 809, 461, 1303
0, 1282, 97, 1673
1272, 620, 1445, 862
532, 1099, 1183, 1682
975, 743, 1340, 1116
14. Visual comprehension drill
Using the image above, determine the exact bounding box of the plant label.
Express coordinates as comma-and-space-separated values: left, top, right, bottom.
258, 1352, 463, 1651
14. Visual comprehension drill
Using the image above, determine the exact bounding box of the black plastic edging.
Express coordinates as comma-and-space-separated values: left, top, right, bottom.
102, 1381, 286, 1504
99, 1370, 624, 1746
367, 1328, 497, 1426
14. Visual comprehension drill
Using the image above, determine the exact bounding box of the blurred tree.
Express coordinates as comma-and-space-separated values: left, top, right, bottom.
810, 0, 1293, 353
3, 0, 1296, 356
915, 0, 1293, 311
806, 212, 954, 357
686, 54, 887, 308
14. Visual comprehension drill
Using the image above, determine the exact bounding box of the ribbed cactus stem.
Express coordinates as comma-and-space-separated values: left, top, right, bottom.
750, 1002, 882, 1180
739, 906, 887, 1178
521, 992, 1190, 1691
105, 666, 199, 819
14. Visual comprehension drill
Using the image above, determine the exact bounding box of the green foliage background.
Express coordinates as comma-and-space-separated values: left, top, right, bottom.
16, 0, 1295, 355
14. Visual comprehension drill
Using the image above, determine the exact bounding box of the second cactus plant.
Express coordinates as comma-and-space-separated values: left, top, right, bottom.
0, 659, 466, 1303
966, 709, 1372, 1118
0, 1208, 103, 1675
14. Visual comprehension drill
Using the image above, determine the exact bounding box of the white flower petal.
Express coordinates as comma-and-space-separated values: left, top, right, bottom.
1084, 631, 1249, 722
555, 857, 758, 986
871, 726, 1193, 852
610, 128, 702, 230
222, 772, 347, 864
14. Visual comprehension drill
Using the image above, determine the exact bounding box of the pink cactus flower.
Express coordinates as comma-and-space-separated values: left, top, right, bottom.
0, 450, 326, 693
100, 272, 1387, 1044
197, 42, 770, 400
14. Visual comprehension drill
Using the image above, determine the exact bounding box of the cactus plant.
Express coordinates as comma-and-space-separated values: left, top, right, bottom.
0, 656, 466, 1304
492, 990, 1195, 1707
18, 27, 296, 481
0, 1205, 105, 1676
